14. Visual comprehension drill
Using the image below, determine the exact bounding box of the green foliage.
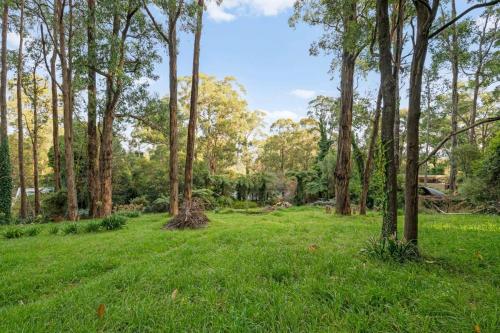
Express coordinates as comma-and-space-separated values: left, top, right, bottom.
63, 224, 79, 235
42, 191, 67, 220
231, 200, 259, 209
192, 189, 216, 209
100, 215, 127, 231
84, 222, 102, 233
455, 144, 481, 177
144, 195, 169, 213
215, 196, 234, 208
130, 196, 149, 207
119, 211, 141, 218
49, 226, 60, 235
0, 140, 13, 224
361, 237, 419, 263
3, 228, 24, 239
25, 227, 40, 237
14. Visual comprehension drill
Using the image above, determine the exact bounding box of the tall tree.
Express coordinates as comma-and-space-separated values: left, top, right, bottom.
143, 0, 184, 216
0, 1, 12, 223
87, 0, 99, 218
50, 1, 61, 192
184, 0, 204, 206
377, 0, 398, 238
57, 0, 79, 220
17, 0, 28, 219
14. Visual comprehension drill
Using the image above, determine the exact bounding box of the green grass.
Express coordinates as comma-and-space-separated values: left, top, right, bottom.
0, 207, 498, 332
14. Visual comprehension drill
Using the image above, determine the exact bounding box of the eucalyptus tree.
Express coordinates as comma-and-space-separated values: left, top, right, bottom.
16, 0, 28, 219
307, 95, 337, 162
404, 0, 499, 245
0, 0, 12, 223
96, 0, 159, 217
184, 0, 204, 207
291, 0, 375, 215
142, 0, 185, 216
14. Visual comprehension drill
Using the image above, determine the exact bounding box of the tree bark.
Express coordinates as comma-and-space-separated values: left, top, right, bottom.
51, 2, 61, 192
377, 0, 398, 238
404, 0, 438, 244
184, 0, 204, 205
359, 89, 382, 215
168, 14, 179, 216
57, 0, 79, 221
32, 68, 41, 216
0, 3, 8, 141
392, 0, 405, 172
448, 0, 459, 194
87, 0, 99, 218
334, 50, 356, 215
17, 0, 28, 219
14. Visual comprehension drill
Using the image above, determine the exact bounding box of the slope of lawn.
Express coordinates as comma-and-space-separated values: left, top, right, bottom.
0, 207, 498, 332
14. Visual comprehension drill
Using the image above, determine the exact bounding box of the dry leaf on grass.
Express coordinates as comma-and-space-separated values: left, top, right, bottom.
474, 324, 481, 333
171, 289, 178, 300
308, 244, 319, 252
97, 304, 105, 319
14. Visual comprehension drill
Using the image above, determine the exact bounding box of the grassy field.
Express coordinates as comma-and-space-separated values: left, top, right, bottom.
0, 207, 499, 332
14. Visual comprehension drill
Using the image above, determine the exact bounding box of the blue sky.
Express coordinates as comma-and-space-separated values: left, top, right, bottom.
148, 1, 345, 128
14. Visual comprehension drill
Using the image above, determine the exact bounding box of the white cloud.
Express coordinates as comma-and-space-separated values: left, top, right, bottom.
259, 109, 301, 127
207, 0, 295, 22
290, 89, 317, 100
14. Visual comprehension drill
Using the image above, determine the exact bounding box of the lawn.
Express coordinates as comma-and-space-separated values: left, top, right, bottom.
0, 207, 499, 332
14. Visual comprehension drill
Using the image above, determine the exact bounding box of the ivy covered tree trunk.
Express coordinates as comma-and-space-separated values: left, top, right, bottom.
377, 0, 398, 238
0, 2, 12, 224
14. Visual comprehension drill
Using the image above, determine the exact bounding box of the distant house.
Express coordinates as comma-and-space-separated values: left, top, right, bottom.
15, 187, 54, 199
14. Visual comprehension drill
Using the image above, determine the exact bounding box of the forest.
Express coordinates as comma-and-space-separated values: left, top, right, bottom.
0, 0, 499, 332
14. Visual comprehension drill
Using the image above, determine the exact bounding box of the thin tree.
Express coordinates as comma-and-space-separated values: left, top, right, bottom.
184, 0, 204, 205
57, 0, 79, 221
87, 0, 99, 218
50, 1, 61, 191
448, 0, 459, 193
143, 0, 185, 216
17, 0, 28, 219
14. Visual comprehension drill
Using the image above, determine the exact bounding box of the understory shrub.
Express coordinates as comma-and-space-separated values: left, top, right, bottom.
216, 196, 234, 208
231, 200, 259, 209
192, 189, 216, 209
63, 224, 79, 235
361, 237, 419, 263
118, 211, 141, 218
84, 221, 102, 233
25, 227, 40, 237
145, 196, 169, 213
49, 226, 60, 235
100, 215, 127, 231
42, 190, 67, 220
3, 228, 24, 239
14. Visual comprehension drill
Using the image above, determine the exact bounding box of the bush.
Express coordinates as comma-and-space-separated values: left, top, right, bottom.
3, 228, 24, 239
100, 215, 127, 231
130, 196, 149, 207
25, 227, 40, 237
63, 224, 79, 235
119, 211, 141, 218
361, 237, 419, 263
145, 195, 169, 213
84, 222, 101, 233
42, 190, 67, 220
231, 200, 259, 209
216, 195, 234, 208
49, 226, 60, 235
192, 189, 216, 209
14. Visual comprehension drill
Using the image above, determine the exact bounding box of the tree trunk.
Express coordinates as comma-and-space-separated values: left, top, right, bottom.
32, 69, 41, 216
87, 0, 99, 218
334, 50, 356, 215
57, 0, 79, 221
168, 17, 179, 216
17, 0, 27, 219
184, 0, 204, 205
404, 0, 437, 244
51, 1, 61, 192
448, 0, 458, 194
0, 3, 8, 141
392, 0, 405, 172
469, 71, 481, 144
377, 0, 398, 238
359, 89, 382, 215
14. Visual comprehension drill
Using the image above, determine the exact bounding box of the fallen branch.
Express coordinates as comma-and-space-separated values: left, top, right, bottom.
419, 116, 500, 167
